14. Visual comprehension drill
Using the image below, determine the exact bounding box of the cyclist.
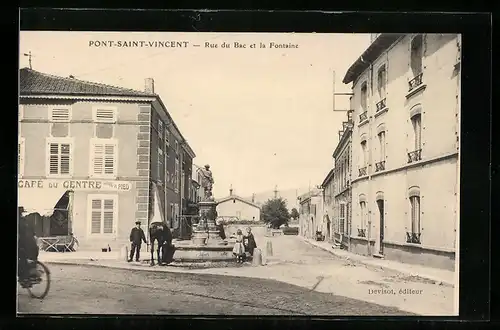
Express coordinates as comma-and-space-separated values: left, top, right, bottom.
18, 207, 40, 286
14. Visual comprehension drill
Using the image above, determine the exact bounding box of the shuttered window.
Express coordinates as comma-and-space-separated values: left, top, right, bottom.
18, 137, 25, 177
46, 138, 73, 176
339, 203, 345, 234
90, 139, 118, 177
93, 107, 117, 123
50, 108, 71, 122
89, 195, 117, 235
174, 159, 180, 193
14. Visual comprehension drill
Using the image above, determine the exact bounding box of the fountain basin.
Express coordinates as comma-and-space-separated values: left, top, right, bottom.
173, 240, 235, 262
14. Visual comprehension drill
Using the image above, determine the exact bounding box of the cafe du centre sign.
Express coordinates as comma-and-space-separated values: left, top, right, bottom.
18, 179, 132, 192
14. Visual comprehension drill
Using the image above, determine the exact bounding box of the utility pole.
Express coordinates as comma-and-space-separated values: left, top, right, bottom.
23, 51, 33, 69
273, 185, 278, 199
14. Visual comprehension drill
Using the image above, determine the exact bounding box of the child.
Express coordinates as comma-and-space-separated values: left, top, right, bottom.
232, 229, 246, 263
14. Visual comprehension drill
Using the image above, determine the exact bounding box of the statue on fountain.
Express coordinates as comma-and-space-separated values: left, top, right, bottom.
198, 164, 215, 201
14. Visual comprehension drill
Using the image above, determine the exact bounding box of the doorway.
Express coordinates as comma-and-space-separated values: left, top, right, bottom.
376, 199, 385, 255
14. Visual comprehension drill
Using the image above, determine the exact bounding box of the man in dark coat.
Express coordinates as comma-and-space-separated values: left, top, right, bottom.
128, 221, 147, 262
18, 207, 39, 283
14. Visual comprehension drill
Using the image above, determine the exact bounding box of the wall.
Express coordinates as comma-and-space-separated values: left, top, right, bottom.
216, 199, 261, 222
348, 34, 460, 268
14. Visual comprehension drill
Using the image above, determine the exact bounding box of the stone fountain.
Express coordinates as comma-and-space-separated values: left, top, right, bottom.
173, 164, 234, 262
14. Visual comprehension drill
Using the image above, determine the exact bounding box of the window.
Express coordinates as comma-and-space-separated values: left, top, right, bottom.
411, 114, 422, 151
49, 107, 71, 137
158, 119, 164, 142
377, 65, 387, 99
165, 128, 170, 146
50, 107, 71, 122
90, 138, 118, 177
410, 196, 421, 234
359, 201, 367, 230
93, 107, 116, 139
46, 138, 73, 176
158, 148, 164, 181
174, 159, 180, 193
360, 140, 367, 167
410, 34, 424, 76
339, 203, 345, 234
360, 82, 368, 111
89, 195, 117, 235
93, 107, 117, 123
378, 131, 386, 161
175, 141, 179, 155
18, 137, 25, 177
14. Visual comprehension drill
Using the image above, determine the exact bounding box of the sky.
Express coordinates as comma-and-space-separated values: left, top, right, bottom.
19, 31, 371, 198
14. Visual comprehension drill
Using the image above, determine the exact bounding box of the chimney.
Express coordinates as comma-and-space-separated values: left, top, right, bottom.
229, 184, 233, 196
252, 193, 255, 203
145, 78, 155, 94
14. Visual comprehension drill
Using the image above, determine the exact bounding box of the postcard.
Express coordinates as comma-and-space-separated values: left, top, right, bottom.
17, 29, 460, 316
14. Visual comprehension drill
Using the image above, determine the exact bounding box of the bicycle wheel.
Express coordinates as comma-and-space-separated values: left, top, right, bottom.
26, 261, 51, 299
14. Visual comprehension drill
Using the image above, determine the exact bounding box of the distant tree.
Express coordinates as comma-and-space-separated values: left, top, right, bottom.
290, 208, 300, 220
260, 197, 290, 229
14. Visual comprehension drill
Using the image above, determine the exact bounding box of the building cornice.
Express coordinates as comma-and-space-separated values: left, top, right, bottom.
20, 94, 156, 103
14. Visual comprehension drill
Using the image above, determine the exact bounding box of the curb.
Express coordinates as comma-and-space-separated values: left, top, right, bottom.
301, 238, 454, 288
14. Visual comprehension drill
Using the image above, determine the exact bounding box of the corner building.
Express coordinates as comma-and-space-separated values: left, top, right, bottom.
18, 68, 196, 250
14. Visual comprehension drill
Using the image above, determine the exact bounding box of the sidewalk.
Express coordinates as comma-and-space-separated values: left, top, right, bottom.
301, 237, 456, 287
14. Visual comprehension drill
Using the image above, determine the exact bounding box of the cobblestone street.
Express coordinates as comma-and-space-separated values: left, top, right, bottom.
25, 228, 455, 316
17, 264, 410, 315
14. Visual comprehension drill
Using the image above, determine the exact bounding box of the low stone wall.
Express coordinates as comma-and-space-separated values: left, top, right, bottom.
383, 241, 455, 271
349, 237, 375, 256
224, 224, 267, 238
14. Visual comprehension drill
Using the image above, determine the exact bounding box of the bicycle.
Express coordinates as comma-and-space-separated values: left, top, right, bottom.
18, 260, 51, 299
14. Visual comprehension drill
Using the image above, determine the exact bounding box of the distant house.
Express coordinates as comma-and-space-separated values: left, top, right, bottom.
320, 168, 335, 242
216, 186, 261, 222
297, 189, 323, 239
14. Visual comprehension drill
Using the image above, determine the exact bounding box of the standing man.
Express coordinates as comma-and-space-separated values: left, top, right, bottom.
128, 221, 147, 262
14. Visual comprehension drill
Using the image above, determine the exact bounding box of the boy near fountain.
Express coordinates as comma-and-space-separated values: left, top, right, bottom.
232, 229, 246, 263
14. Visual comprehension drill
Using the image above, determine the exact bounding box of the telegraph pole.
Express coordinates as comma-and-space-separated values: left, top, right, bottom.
273, 185, 278, 199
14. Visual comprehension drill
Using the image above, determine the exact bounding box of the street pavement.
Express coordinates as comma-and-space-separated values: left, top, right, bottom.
28, 227, 456, 316
17, 264, 411, 315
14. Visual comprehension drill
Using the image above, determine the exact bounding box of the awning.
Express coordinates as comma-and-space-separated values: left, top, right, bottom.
18, 188, 69, 217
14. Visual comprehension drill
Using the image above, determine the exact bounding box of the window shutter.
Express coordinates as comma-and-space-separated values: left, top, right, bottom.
51, 108, 70, 122
91, 199, 102, 234
103, 199, 114, 234
92, 143, 104, 175
95, 108, 116, 123
104, 144, 115, 175
60, 143, 71, 175
49, 143, 60, 175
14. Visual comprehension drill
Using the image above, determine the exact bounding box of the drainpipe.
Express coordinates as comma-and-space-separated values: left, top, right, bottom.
367, 62, 374, 256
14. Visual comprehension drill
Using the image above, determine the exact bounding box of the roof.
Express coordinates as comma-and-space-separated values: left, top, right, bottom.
20, 68, 157, 97
297, 189, 321, 203
342, 34, 404, 84
320, 168, 335, 188
20, 67, 197, 159
333, 125, 353, 158
216, 195, 261, 209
